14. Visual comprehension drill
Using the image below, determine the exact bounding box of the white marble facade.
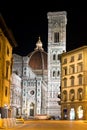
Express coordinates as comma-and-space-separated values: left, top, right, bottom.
11, 11, 67, 118
12, 38, 48, 118
47, 11, 67, 117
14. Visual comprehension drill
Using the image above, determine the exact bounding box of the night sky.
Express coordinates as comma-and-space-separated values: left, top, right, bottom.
0, 1, 87, 56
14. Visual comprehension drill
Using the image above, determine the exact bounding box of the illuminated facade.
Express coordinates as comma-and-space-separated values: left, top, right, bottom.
12, 38, 48, 118
0, 15, 17, 118
10, 72, 22, 117
61, 46, 87, 120
47, 11, 67, 117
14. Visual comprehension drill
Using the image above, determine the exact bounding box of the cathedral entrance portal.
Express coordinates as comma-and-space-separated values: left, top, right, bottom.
30, 103, 34, 116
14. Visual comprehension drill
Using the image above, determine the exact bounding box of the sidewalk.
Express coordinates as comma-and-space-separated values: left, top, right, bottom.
0, 118, 16, 129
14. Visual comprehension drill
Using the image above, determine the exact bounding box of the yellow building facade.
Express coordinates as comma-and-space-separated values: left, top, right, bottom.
61, 46, 87, 120
0, 15, 17, 118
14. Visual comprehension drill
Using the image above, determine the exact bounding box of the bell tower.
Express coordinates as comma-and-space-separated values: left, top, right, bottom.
47, 11, 67, 117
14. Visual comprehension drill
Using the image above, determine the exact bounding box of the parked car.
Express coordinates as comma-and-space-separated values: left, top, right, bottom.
16, 116, 24, 124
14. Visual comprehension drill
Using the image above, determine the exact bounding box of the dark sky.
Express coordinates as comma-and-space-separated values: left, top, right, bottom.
0, 1, 87, 56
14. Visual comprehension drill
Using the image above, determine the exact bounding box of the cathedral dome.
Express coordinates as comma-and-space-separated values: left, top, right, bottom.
28, 37, 47, 71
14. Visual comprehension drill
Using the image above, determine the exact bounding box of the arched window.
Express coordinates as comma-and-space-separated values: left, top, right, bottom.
63, 78, 67, 87
53, 71, 56, 77
57, 70, 60, 76
54, 32, 59, 43
78, 88, 83, 100
57, 54, 61, 60
53, 54, 56, 60
78, 74, 83, 85
63, 90, 67, 101
70, 89, 75, 101
70, 76, 74, 86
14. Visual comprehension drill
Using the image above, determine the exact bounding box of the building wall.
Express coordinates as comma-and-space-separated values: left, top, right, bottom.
47, 11, 67, 117
61, 46, 87, 120
10, 73, 21, 117
12, 54, 48, 118
0, 29, 13, 118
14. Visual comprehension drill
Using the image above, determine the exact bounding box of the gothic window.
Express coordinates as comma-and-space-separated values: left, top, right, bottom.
78, 53, 82, 60
78, 74, 83, 85
24, 71, 26, 75
57, 70, 60, 76
70, 89, 75, 101
53, 71, 55, 77
53, 54, 56, 60
23, 67, 27, 76
28, 81, 30, 86
63, 78, 67, 87
70, 76, 74, 86
24, 67, 26, 70
38, 82, 40, 86
54, 32, 59, 43
57, 54, 61, 60
38, 93, 40, 96
53, 92, 56, 98
24, 81, 27, 86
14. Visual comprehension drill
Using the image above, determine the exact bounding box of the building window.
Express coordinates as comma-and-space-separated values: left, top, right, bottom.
7, 46, 9, 56
57, 70, 60, 76
38, 82, 40, 86
53, 54, 56, 60
50, 92, 52, 98
54, 32, 59, 43
6, 61, 10, 79
78, 74, 83, 85
5, 86, 8, 96
63, 67, 67, 75
78, 53, 82, 60
70, 76, 74, 86
70, 65, 75, 74
70, 89, 75, 101
70, 56, 74, 62
62, 90, 67, 101
53, 71, 56, 77
77, 63, 83, 72
78, 88, 83, 100
63, 78, 67, 87
57, 54, 61, 60
24, 71, 26, 76
63, 58, 67, 64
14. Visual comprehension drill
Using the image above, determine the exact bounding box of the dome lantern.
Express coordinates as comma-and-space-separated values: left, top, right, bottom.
35, 36, 44, 51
